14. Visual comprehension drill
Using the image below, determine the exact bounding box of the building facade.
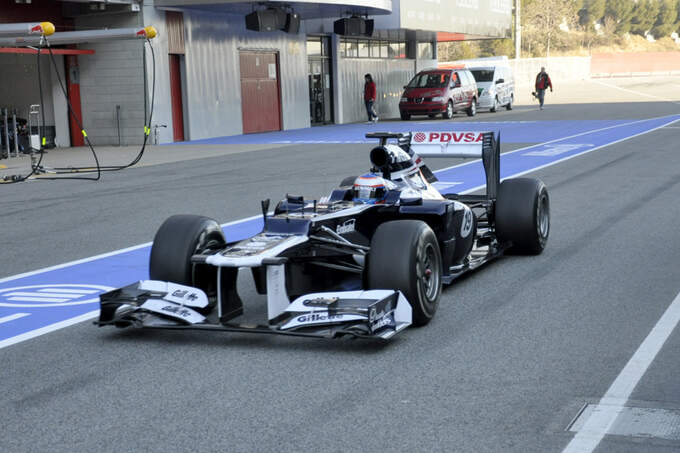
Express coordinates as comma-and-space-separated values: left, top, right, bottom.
0, 0, 511, 146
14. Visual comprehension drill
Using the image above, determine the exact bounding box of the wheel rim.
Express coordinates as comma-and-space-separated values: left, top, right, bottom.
537, 194, 550, 238
417, 243, 440, 302
447, 102, 452, 117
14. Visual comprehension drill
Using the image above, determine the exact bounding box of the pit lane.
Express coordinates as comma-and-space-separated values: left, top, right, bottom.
1, 77, 679, 452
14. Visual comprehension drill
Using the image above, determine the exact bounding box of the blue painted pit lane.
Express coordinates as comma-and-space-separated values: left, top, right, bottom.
172, 119, 631, 145
1, 114, 678, 347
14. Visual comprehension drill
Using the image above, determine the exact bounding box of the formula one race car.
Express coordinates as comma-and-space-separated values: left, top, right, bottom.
98, 131, 550, 340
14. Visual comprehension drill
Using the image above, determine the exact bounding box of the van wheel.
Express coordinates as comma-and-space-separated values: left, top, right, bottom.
490, 97, 499, 112
466, 99, 477, 117
506, 95, 514, 110
400, 111, 411, 121
443, 100, 454, 119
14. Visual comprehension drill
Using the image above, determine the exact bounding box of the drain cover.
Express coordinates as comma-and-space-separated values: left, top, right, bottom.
569, 404, 680, 441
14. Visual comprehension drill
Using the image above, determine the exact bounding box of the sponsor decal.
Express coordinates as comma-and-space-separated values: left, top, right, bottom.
413, 132, 427, 143
296, 313, 344, 323
369, 306, 396, 332
161, 304, 197, 319
461, 208, 473, 238
171, 289, 199, 302
336, 219, 356, 234
411, 131, 485, 144
0, 284, 114, 308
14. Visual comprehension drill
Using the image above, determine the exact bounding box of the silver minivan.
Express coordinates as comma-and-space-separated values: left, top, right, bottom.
469, 66, 514, 112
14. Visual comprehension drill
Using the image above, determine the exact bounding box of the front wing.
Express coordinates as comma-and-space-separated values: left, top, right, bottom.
97, 281, 412, 340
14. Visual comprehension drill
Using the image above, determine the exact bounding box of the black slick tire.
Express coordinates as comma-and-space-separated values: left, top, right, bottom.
368, 220, 442, 326
149, 214, 226, 313
495, 178, 550, 254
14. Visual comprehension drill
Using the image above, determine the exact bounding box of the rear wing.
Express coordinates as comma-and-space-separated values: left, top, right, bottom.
366, 131, 500, 200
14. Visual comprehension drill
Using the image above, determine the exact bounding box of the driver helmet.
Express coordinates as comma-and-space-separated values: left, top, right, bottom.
352, 174, 392, 204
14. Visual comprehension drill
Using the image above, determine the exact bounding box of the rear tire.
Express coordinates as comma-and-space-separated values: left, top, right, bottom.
506, 95, 514, 110
495, 178, 550, 254
368, 220, 442, 326
149, 215, 226, 313
443, 100, 454, 119
400, 111, 411, 121
466, 99, 477, 117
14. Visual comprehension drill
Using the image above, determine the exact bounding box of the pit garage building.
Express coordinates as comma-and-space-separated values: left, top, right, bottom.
0, 0, 511, 146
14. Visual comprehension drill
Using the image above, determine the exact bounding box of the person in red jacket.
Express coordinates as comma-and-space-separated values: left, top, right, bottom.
364, 74, 378, 123
534, 67, 553, 110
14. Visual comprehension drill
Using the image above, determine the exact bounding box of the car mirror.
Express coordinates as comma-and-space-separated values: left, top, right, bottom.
496, 78, 504, 84
454, 81, 461, 88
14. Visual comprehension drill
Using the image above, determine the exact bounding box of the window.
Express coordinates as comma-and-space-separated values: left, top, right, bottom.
470, 69, 494, 83
358, 40, 370, 57
407, 72, 450, 88
340, 39, 407, 59
307, 38, 321, 57
417, 42, 434, 59
379, 41, 388, 58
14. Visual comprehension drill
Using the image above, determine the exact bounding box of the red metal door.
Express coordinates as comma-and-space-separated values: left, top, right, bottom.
168, 54, 184, 142
65, 55, 84, 147
239, 51, 281, 134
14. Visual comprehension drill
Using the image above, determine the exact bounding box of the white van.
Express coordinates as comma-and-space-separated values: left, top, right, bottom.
469, 66, 515, 112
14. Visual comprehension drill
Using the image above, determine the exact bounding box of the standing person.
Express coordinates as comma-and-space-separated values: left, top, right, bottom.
534, 67, 553, 110
364, 74, 379, 123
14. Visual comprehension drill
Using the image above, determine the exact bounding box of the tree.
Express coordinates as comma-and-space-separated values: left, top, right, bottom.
631, 0, 661, 35
524, 0, 579, 56
653, 0, 679, 37
578, 0, 605, 29
604, 0, 635, 34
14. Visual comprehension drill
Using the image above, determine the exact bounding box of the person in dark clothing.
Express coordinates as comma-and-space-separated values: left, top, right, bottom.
534, 67, 553, 110
364, 74, 378, 123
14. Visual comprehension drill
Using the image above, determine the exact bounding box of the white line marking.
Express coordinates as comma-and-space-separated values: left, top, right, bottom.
591, 79, 680, 105
0, 310, 99, 349
563, 289, 680, 452
37, 288, 99, 294
8, 296, 71, 303
0, 313, 30, 324
0, 114, 677, 349
0, 214, 262, 285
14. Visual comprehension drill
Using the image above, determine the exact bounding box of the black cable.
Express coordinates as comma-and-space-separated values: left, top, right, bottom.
3, 36, 156, 183
1, 43, 53, 183
47, 38, 155, 173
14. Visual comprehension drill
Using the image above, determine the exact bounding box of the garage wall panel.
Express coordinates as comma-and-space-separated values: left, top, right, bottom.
338, 58, 414, 123
182, 10, 308, 140
76, 12, 146, 146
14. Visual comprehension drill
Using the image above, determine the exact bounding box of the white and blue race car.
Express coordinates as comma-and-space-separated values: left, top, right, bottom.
98, 131, 550, 340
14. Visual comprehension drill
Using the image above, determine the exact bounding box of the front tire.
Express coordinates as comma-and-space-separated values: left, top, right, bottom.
368, 220, 442, 326
443, 100, 454, 119
506, 95, 514, 110
495, 178, 550, 254
149, 215, 226, 313
400, 111, 411, 121
466, 99, 477, 117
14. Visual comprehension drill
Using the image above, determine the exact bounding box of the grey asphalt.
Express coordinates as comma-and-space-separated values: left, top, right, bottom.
1, 78, 680, 452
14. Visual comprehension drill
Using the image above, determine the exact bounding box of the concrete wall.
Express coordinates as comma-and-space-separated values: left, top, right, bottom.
337, 57, 415, 123
76, 12, 146, 146
591, 52, 680, 77
508, 56, 591, 85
